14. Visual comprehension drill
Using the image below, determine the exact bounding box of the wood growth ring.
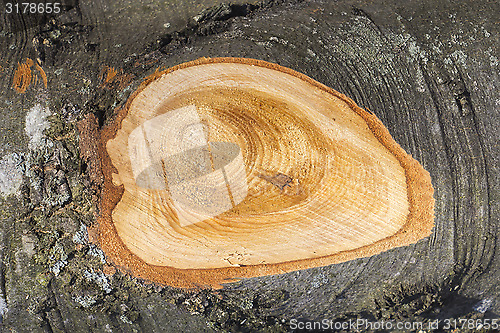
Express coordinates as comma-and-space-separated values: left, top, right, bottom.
96, 57, 435, 288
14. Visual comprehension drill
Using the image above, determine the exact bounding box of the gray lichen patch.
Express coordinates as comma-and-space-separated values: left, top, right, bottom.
0, 296, 8, 323
25, 104, 51, 150
72, 223, 89, 245
73, 294, 98, 308
83, 268, 113, 294
87, 244, 107, 264
0, 153, 23, 198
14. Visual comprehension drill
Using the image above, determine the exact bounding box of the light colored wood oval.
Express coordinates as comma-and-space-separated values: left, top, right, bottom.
97, 57, 434, 288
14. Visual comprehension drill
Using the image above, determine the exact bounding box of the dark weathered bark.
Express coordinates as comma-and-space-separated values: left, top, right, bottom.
0, 0, 498, 331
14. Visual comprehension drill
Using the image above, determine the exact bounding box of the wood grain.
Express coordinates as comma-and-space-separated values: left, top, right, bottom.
97, 57, 434, 287
1, 0, 497, 330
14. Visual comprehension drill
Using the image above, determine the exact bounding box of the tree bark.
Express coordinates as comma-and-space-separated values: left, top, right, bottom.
0, 0, 498, 331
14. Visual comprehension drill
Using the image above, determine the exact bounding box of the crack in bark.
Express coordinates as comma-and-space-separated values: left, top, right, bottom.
154, 0, 304, 55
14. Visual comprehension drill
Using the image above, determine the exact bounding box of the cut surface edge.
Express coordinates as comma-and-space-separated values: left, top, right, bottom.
91, 57, 435, 289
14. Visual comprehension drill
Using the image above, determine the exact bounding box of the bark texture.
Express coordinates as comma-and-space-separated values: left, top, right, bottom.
0, 0, 498, 331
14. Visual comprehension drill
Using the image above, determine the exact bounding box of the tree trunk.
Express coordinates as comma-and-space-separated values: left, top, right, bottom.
0, 0, 498, 332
